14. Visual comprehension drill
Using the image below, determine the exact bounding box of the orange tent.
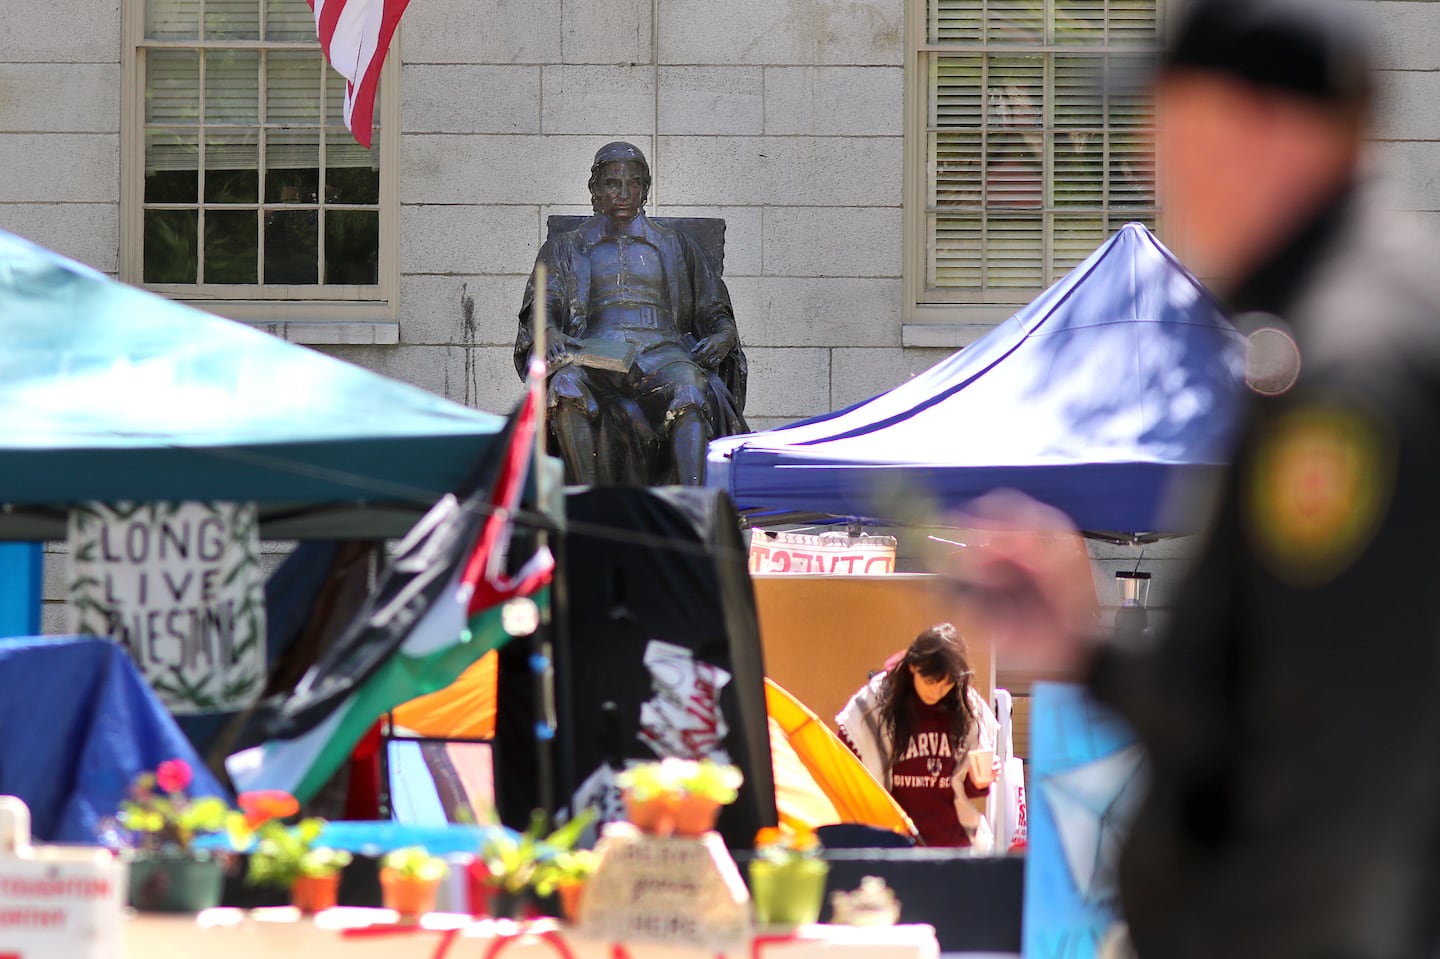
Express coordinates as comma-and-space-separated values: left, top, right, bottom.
765, 678, 915, 838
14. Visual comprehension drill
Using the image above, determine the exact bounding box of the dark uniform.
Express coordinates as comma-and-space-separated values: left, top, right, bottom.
1091, 184, 1440, 958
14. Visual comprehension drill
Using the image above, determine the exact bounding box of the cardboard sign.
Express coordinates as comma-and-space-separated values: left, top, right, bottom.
0, 798, 124, 959
66, 502, 266, 714
748, 530, 897, 575
579, 825, 750, 949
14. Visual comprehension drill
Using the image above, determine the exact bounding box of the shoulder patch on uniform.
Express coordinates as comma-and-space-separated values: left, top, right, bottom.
1245, 403, 1395, 587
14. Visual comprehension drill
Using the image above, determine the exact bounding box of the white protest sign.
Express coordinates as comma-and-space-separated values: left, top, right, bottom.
66, 502, 266, 714
0, 797, 124, 959
748, 529, 897, 575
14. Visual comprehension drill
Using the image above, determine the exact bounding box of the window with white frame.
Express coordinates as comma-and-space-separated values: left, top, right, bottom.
910, 0, 1163, 321
124, 0, 394, 317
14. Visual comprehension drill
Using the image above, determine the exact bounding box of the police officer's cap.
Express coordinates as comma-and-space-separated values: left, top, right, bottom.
1162, 0, 1375, 109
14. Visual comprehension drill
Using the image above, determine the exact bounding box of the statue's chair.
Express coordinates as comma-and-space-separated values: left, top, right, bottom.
539, 215, 748, 486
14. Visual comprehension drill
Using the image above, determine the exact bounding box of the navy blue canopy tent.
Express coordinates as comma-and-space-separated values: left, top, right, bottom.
0, 228, 508, 540
708, 224, 1247, 536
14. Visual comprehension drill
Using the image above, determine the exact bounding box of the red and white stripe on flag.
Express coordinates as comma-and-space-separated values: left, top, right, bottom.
307, 0, 410, 149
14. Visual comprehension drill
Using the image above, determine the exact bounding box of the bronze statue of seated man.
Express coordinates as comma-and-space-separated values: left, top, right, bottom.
514, 141, 748, 486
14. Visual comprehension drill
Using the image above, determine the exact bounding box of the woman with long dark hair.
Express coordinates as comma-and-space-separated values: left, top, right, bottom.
837, 623, 999, 848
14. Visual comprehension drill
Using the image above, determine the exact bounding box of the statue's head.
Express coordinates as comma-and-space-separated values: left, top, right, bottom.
588, 141, 651, 224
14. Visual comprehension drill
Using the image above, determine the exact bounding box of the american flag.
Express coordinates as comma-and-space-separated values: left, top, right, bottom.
308, 0, 411, 149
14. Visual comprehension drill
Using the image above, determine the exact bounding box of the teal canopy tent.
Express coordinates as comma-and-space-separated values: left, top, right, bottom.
0, 229, 508, 539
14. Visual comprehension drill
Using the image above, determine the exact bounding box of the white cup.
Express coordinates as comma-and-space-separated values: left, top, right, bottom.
967, 749, 996, 789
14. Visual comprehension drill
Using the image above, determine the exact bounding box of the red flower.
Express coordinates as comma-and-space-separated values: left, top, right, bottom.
238, 790, 300, 828
155, 759, 192, 794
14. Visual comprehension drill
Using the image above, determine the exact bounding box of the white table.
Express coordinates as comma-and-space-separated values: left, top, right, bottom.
124, 909, 941, 959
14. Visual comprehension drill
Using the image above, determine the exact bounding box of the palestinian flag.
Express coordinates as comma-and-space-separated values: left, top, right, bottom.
226, 360, 552, 802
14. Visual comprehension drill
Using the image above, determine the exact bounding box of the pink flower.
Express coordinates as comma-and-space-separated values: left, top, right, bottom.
155, 759, 192, 794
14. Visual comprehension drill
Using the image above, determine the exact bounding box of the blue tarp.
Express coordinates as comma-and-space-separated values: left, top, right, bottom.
708, 224, 1247, 535
0, 636, 227, 842
0, 229, 505, 531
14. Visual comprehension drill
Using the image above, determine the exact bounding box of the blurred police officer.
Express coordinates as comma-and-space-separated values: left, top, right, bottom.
951, 1, 1440, 956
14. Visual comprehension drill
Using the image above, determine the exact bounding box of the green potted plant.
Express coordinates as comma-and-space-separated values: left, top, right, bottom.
748, 825, 828, 927
379, 846, 449, 920
245, 816, 353, 914
533, 849, 599, 924
114, 759, 235, 913
479, 809, 595, 920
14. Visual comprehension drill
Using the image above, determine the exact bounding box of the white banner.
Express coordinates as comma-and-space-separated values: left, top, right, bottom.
748, 530, 897, 575
66, 502, 266, 714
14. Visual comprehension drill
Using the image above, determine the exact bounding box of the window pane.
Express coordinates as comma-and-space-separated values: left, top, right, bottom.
266, 131, 319, 203
987, 0, 1044, 44
987, 216, 1043, 289
1055, 56, 1104, 129
326, 71, 379, 129
205, 50, 260, 124
144, 210, 198, 283
1109, 131, 1154, 208
147, 0, 199, 40
930, 57, 982, 128
206, 132, 259, 202
1055, 0, 1106, 45
326, 211, 379, 284
146, 50, 200, 125
205, 210, 259, 283
1052, 131, 1104, 207
928, 0, 979, 44
146, 130, 198, 202
929, 214, 981, 289
930, 131, 981, 209
1051, 215, 1107, 276
205, 0, 261, 39
265, 210, 318, 283
327, 128, 380, 203
986, 132, 1043, 209
266, 0, 316, 40
267, 51, 322, 125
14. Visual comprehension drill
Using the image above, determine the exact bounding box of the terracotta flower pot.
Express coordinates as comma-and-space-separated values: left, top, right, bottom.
290, 873, 341, 914
624, 791, 677, 836
557, 880, 586, 924
380, 868, 441, 920
748, 858, 829, 927
673, 794, 721, 837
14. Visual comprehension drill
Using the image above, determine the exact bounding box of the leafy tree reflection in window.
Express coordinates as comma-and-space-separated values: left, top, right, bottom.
141, 0, 380, 291
922, 0, 1160, 305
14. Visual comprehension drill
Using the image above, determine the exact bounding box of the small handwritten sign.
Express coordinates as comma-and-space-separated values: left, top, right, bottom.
578, 825, 750, 949
748, 530, 897, 575
66, 502, 266, 714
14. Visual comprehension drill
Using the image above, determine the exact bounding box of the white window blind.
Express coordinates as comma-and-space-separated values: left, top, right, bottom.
139, 0, 381, 290
921, 0, 1161, 305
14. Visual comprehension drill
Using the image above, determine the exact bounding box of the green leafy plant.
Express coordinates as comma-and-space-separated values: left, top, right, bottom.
680, 760, 744, 804
533, 849, 599, 898
480, 808, 596, 895
381, 846, 449, 882
246, 817, 353, 889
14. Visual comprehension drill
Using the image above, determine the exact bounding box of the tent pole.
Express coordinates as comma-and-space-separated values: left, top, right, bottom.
531, 266, 557, 820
